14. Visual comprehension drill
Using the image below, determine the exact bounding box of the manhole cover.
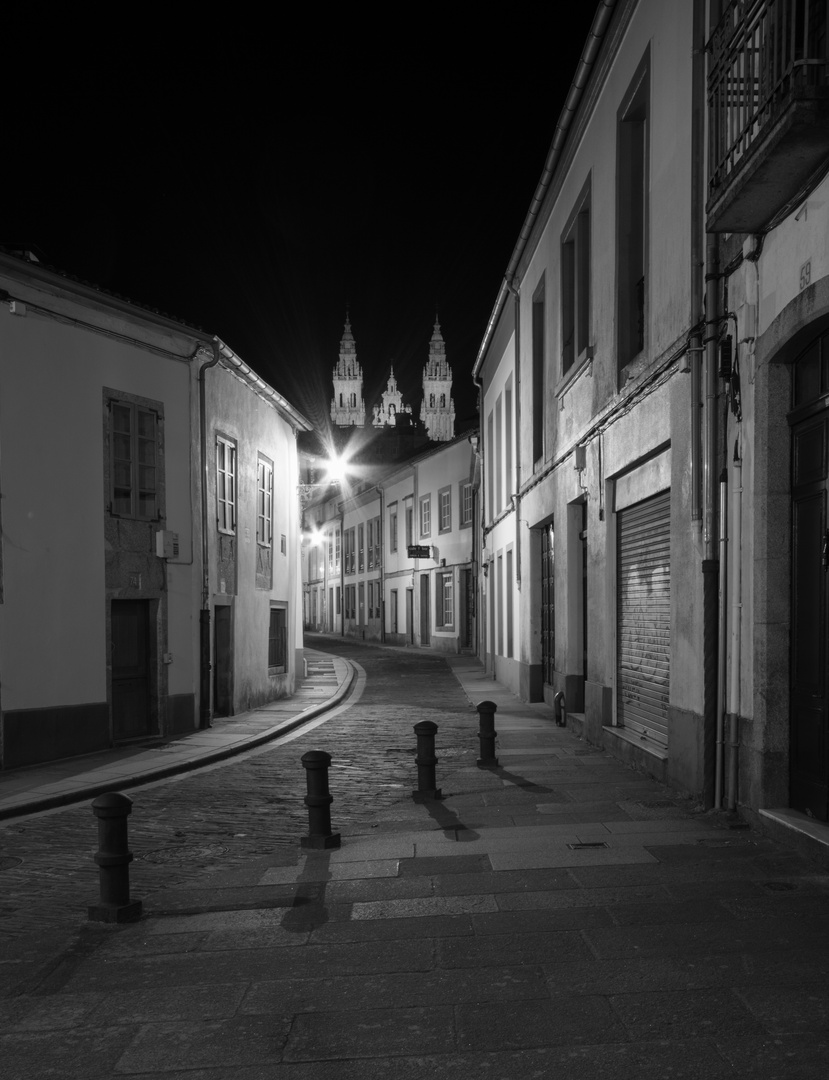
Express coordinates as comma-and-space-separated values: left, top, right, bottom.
0, 856, 23, 871
139, 844, 228, 864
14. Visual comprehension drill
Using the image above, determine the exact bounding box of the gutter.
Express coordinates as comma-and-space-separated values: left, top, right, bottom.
472, 0, 617, 380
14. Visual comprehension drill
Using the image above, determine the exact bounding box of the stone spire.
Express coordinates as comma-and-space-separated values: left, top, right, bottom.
331, 313, 366, 427
420, 319, 455, 441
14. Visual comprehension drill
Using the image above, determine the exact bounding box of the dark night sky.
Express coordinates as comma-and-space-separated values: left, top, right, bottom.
6, 14, 598, 433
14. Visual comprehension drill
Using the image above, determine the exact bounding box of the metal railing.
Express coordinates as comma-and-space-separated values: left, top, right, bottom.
708, 0, 828, 195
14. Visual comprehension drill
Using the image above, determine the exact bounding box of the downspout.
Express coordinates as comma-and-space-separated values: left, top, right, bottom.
198, 338, 222, 729
472, 371, 487, 666
727, 436, 743, 810
715, 468, 728, 807
702, 233, 721, 808
690, 0, 705, 524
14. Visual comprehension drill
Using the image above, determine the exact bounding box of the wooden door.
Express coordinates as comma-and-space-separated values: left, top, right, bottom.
214, 605, 233, 718
111, 600, 151, 740
420, 574, 430, 645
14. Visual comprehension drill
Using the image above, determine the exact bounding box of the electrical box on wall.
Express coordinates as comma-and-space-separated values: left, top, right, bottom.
155, 530, 180, 559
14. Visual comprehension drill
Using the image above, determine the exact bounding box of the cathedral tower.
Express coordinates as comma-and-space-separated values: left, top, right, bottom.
372, 366, 410, 427
330, 314, 366, 427
420, 319, 455, 442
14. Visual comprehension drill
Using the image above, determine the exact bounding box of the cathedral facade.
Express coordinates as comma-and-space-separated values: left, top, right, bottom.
330, 316, 455, 442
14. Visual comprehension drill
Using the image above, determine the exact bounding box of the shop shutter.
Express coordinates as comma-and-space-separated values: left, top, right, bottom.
617, 490, 671, 746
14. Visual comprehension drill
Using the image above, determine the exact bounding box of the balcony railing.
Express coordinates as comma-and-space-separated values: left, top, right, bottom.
708, 0, 829, 231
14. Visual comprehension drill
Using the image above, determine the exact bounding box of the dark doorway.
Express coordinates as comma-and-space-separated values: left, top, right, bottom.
541, 523, 555, 688
214, 605, 233, 718
111, 599, 152, 740
406, 588, 414, 644
420, 575, 430, 645
791, 409, 829, 821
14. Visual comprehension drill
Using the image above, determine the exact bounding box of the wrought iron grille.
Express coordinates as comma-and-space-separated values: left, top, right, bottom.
708, 0, 828, 195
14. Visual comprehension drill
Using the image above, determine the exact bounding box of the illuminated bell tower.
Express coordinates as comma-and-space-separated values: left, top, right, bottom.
420, 318, 455, 442
330, 314, 366, 427
373, 366, 405, 427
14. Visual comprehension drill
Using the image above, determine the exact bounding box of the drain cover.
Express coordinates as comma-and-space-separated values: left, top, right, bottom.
139, 844, 228, 864
567, 842, 609, 850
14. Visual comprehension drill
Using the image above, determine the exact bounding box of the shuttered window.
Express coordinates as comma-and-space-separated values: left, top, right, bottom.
617, 490, 670, 747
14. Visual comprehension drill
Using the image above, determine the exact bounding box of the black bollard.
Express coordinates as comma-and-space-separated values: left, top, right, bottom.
554, 691, 567, 727
412, 720, 442, 801
476, 700, 499, 767
301, 750, 341, 849
88, 792, 143, 923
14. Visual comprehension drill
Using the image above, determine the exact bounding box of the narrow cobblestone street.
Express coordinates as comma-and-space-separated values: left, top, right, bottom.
3, 642, 829, 1078
0, 643, 477, 956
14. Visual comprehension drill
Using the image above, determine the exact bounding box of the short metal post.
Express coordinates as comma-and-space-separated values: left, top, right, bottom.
412, 720, 442, 801
476, 700, 499, 767
301, 750, 341, 849
88, 792, 143, 923
554, 691, 567, 727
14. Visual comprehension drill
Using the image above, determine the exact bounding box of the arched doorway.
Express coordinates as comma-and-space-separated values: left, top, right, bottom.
790, 326, 829, 821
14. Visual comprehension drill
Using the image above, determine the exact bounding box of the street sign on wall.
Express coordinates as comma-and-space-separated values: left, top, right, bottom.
407, 545, 431, 559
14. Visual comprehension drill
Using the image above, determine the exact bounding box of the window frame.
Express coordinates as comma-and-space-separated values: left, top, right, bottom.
216, 435, 237, 535
109, 398, 161, 521
419, 494, 431, 538
561, 177, 592, 378
459, 481, 473, 528
257, 455, 273, 547
389, 505, 398, 552
438, 486, 452, 533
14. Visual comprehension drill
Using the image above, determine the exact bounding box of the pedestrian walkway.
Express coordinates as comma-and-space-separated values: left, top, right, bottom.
3, 646, 829, 1078
0, 651, 354, 820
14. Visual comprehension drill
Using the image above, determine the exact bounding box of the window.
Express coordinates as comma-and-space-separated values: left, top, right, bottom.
405, 502, 413, 548
487, 411, 494, 523
505, 378, 513, 499
420, 494, 431, 538
327, 530, 333, 572
367, 520, 374, 570
358, 524, 365, 572
562, 180, 591, 375
435, 571, 454, 629
344, 528, 356, 574
257, 457, 273, 546
110, 400, 159, 519
268, 606, 287, 674
439, 487, 451, 533
216, 436, 236, 533
618, 53, 649, 370
373, 516, 381, 567
460, 481, 473, 527
335, 529, 341, 568
532, 276, 545, 464
390, 506, 398, 552
496, 394, 503, 513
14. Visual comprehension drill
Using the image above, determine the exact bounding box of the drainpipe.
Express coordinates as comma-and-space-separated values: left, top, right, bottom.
715, 469, 728, 808
198, 338, 222, 729
690, 0, 705, 524
702, 232, 721, 809
727, 437, 743, 810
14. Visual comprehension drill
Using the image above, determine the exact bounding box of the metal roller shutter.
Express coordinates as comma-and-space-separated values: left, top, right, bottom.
617, 490, 671, 747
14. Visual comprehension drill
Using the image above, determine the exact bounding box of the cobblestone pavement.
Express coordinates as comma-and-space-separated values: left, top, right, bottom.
0, 642, 478, 965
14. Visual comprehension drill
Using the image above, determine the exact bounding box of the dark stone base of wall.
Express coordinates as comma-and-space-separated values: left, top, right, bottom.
167, 694, 196, 736
2, 703, 110, 769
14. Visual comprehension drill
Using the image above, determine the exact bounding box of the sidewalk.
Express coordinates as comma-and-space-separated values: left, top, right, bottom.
0, 650, 354, 821
3, 649, 829, 1078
